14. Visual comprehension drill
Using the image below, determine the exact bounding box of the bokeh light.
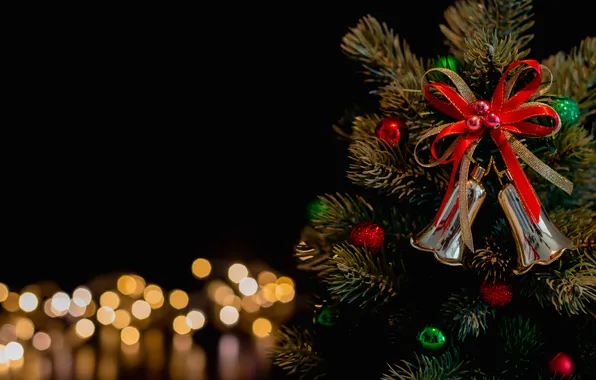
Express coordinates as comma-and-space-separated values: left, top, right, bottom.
15, 318, 35, 340
241, 295, 260, 313
121, 326, 140, 345
75, 318, 95, 339
257, 271, 277, 286
51, 292, 71, 313
0, 283, 8, 302
131, 300, 151, 320
219, 306, 239, 326
68, 300, 86, 317
100, 291, 120, 309
117, 275, 137, 295
222, 294, 242, 311
275, 283, 295, 303
185, 310, 206, 330
18, 292, 38, 312
2, 292, 19, 312
214, 285, 234, 306
144, 285, 164, 309
72, 287, 92, 307
169, 289, 189, 310
0, 345, 7, 365
239, 277, 258, 296
32, 332, 51, 351
192, 258, 212, 279
276, 276, 295, 288
252, 318, 272, 338
5, 342, 23, 361
173, 316, 191, 335
261, 283, 277, 303
113, 309, 131, 329
97, 306, 116, 325
227, 263, 248, 284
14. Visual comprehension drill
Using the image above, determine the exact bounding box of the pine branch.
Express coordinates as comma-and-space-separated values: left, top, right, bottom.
294, 226, 334, 274
499, 316, 544, 376
270, 326, 325, 379
442, 292, 493, 342
521, 258, 596, 316
440, 0, 534, 60
347, 138, 449, 203
528, 125, 596, 206
310, 193, 374, 241
323, 242, 402, 309
341, 15, 425, 85
383, 348, 475, 380
463, 29, 524, 94
378, 75, 428, 123
549, 206, 596, 247
542, 37, 596, 124
468, 219, 514, 280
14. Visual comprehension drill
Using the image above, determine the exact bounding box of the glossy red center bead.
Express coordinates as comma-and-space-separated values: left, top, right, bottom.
484, 112, 501, 129
465, 115, 483, 132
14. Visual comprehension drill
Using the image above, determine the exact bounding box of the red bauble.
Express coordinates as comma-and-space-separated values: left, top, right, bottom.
375, 117, 409, 146
479, 281, 513, 307
548, 352, 574, 377
349, 221, 385, 253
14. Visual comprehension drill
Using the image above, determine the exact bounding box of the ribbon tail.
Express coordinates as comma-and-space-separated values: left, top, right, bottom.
458, 144, 477, 252
493, 132, 541, 222
505, 132, 573, 195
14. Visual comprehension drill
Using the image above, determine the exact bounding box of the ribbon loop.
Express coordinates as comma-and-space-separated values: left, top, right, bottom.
415, 59, 574, 249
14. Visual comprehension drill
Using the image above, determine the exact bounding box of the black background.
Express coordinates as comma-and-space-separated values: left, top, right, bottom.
4, 0, 593, 295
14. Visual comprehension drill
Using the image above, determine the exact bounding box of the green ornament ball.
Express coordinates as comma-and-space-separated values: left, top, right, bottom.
433, 55, 458, 72
417, 326, 446, 350
551, 96, 580, 127
314, 305, 336, 327
307, 198, 328, 222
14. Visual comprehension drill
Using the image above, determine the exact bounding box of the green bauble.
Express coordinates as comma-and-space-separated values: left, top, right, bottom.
314, 305, 336, 327
417, 326, 446, 350
307, 198, 328, 222
551, 96, 580, 127
433, 55, 458, 72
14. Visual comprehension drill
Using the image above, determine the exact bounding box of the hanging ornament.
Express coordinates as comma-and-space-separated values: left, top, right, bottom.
349, 221, 384, 253
411, 164, 487, 265
306, 198, 328, 223
433, 55, 458, 72
375, 117, 409, 146
417, 326, 446, 350
498, 170, 572, 274
313, 304, 337, 327
548, 352, 574, 377
410, 59, 574, 270
551, 96, 580, 127
479, 281, 513, 307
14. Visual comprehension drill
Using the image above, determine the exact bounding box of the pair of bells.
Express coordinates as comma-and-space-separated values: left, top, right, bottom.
410, 165, 572, 274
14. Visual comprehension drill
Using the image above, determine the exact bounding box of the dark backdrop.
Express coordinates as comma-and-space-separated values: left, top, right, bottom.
4, 1, 592, 293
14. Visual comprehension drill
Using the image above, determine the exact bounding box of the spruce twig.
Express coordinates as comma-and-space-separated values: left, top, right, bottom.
499, 316, 543, 376
442, 292, 493, 342
383, 348, 475, 380
323, 242, 402, 309
310, 193, 374, 241
270, 326, 325, 379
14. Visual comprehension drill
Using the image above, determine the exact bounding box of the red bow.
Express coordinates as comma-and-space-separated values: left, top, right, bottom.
424, 60, 561, 224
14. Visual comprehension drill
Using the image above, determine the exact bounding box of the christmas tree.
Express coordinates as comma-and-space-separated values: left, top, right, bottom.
271, 0, 595, 378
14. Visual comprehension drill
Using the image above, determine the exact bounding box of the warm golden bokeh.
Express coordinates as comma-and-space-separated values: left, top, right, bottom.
169, 289, 189, 310
173, 315, 191, 335
121, 326, 140, 345
219, 306, 239, 326
112, 309, 131, 329
0, 283, 8, 303
276, 276, 295, 288
15, 318, 34, 340
192, 258, 212, 279
227, 263, 248, 284
75, 319, 95, 339
131, 300, 151, 320
117, 275, 137, 295
3, 292, 19, 312
252, 318, 272, 338
97, 306, 116, 325
72, 287, 92, 307
238, 277, 258, 296
275, 283, 295, 303
241, 295, 260, 313
100, 291, 120, 310
257, 271, 277, 286
32, 332, 51, 351
185, 310, 206, 330
51, 292, 71, 313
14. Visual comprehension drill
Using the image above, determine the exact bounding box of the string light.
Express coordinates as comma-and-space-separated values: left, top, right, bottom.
121, 326, 140, 346
100, 291, 120, 309
173, 316, 191, 335
185, 310, 206, 330
239, 277, 258, 296
252, 318, 272, 338
131, 300, 151, 320
51, 292, 71, 313
0, 284, 8, 302
227, 263, 248, 284
192, 258, 212, 279
75, 319, 95, 339
169, 289, 189, 310
72, 287, 92, 307
32, 332, 51, 351
219, 306, 239, 326
5, 342, 24, 361
97, 306, 116, 325
18, 292, 38, 312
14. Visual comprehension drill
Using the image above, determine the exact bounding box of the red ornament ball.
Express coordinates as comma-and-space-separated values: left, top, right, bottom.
375, 117, 409, 146
465, 115, 483, 132
349, 221, 385, 253
479, 281, 513, 307
548, 352, 574, 377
